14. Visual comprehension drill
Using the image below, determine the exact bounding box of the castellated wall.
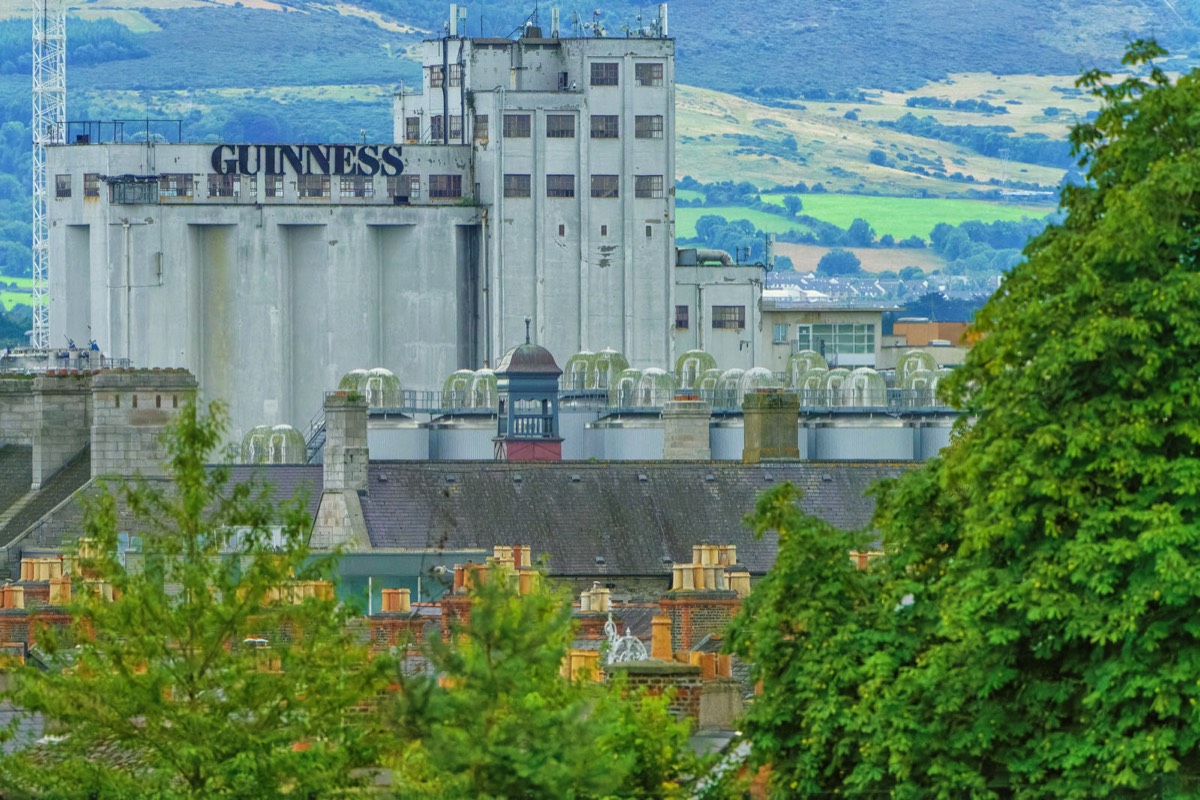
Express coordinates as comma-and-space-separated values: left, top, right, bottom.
90, 369, 198, 479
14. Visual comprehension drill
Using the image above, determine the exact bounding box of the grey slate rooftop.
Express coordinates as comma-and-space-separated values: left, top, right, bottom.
353, 460, 905, 575
0, 445, 93, 549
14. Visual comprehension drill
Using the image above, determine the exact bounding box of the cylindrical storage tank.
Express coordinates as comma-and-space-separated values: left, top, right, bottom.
367, 416, 430, 460
427, 418, 497, 460
813, 420, 914, 460
918, 420, 955, 460
560, 402, 606, 460
589, 416, 665, 460
710, 416, 744, 460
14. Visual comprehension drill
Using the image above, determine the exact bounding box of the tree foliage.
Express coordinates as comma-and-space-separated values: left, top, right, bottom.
386, 568, 700, 800
0, 401, 391, 799
731, 41, 1200, 798
815, 248, 862, 276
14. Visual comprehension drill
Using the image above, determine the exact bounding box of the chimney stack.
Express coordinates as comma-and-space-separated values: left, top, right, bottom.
742, 388, 799, 463
310, 392, 370, 550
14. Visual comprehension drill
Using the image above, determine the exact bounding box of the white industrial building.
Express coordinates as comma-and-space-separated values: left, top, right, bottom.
44, 7, 675, 438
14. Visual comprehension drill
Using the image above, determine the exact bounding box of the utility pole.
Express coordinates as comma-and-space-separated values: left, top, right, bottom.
32, 0, 66, 349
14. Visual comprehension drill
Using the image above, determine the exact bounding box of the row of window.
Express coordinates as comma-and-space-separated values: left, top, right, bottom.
81, 173, 451, 202
407, 113, 664, 143
674, 305, 747, 331
54, 173, 100, 198
502, 174, 663, 199
503, 113, 662, 139
426, 61, 663, 90
793, 324, 876, 355
592, 61, 664, 87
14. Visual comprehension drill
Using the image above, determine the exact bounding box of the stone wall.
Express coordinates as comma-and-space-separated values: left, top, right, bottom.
32, 372, 93, 490
91, 370, 198, 479
662, 399, 711, 460
0, 376, 36, 447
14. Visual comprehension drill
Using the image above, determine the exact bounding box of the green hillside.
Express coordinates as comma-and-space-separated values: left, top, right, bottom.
0, 0, 1194, 279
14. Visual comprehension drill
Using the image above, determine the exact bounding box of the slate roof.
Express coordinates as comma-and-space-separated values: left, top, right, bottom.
0, 445, 94, 549
355, 461, 908, 575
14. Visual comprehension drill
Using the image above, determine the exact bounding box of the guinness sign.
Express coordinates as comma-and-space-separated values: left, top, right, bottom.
210, 144, 405, 178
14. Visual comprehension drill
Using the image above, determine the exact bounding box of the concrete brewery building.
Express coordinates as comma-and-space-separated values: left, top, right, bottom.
43, 8, 675, 437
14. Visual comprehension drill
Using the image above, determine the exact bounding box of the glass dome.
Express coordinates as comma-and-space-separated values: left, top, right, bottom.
592, 349, 628, 390
739, 367, 783, 399
241, 424, 306, 465
609, 368, 643, 407
443, 369, 499, 410
563, 351, 594, 391
338, 367, 402, 408
785, 350, 829, 387
674, 350, 718, 389
898, 350, 937, 382
845, 367, 887, 406
630, 368, 676, 407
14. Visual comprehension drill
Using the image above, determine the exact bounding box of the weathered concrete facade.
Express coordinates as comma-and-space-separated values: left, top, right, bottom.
46, 25, 676, 442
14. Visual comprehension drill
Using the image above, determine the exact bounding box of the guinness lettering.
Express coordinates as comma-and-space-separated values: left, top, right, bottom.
210, 144, 405, 178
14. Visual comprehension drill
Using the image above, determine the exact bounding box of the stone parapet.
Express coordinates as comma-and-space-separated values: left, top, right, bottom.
90, 369, 198, 480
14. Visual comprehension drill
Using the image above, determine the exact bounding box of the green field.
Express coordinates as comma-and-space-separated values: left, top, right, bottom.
676, 207, 814, 239
678, 194, 1055, 242
1, 277, 32, 312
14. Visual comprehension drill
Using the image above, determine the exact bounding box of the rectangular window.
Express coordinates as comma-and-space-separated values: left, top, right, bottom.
675, 305, 689, 330
635, 62, 664, 86
546, 114, 575, 138
590, 174, 619, 198
590, 115, 619, 139
265, 175, 284, 198
448, 63, 462, 87
503, 113, 531, 138
429, 174, 462, 198
429, 65, 444, 88
773, 323, 789, 344
474, 114, 489, 142
503, 174, 531, 198
449, 115, 463, 140
387, 174, 420, 200
159, 174, 193, 198
405, 116, 420, 141
208, 173, 237, 198
635, 114, 664, 139
546, 174, 575, 198
795, 324, 876, 355
590, 62, 619, 86
712, 305, 746, 330
431, 115, 444, 140
635, 175, 664, 198
84, 173, 100, 198
297, 174, 330, 199
55, 174, 71, 198
243, 175, 258, 199
340, 175, 374, 198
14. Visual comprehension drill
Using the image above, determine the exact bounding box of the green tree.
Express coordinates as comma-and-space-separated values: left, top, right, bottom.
0, 400, 391, 799
730, 40, 1200, 798
815, 248, 861, 276
387, 567, 699, 800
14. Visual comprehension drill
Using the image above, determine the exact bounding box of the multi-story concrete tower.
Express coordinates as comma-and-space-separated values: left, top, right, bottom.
43, 7, 676, 440
394, 6, 676, 369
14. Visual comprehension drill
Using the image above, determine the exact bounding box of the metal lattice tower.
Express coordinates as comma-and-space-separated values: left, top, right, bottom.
31, 0, 65, 349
